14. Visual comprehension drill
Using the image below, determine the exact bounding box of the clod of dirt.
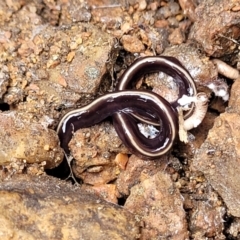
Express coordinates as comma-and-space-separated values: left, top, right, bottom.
0, 111, 63, 169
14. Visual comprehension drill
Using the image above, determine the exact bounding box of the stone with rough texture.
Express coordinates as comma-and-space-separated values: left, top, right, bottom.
189, 0, 240, 57
189, 190, 225, 239
121, 34, 145, 53
70, 121, 129, 185
0, 111, 63, 169
0, 65, 9, 99
124, 172, 189, 240
0, 174, 140, 240
163, 43, 218, 85
193, 112, 240, 217
116, 154, 169, 196
193, 79, 240, 217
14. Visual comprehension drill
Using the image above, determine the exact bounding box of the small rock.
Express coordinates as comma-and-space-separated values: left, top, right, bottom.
189, 190, 225, 238
168, 28, 185, 45
228, 78, 240, 112
69, 121, 129, 185
189, 0, 240, 57
43, 23, 116, 95
116, 154, 169, 196
121, 34, 145, 53
154, 19, 169, 28
81, 183, 120, 204
137, 0, 147, 11
89, 0, 126, 29
115, 153, 129, 170
0, 65, 9, 99
227, 218, 240, 238
178, 0, 197, 21
64, 0, 91, 23
192, 79, 240, 217
193, 112, 240, 217
0, 111, 63, 169
163, 43, 218, 85
124, 171, 189, 239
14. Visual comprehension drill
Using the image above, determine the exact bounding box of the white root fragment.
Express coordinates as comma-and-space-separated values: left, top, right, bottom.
212, 59, 240, 80
178, 92, 209, 143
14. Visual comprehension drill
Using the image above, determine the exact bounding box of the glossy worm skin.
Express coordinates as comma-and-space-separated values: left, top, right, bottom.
117, 56, 197, 113
116, 56, 197, 126
57, 91, 177, 159
57, 56, 197, 159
